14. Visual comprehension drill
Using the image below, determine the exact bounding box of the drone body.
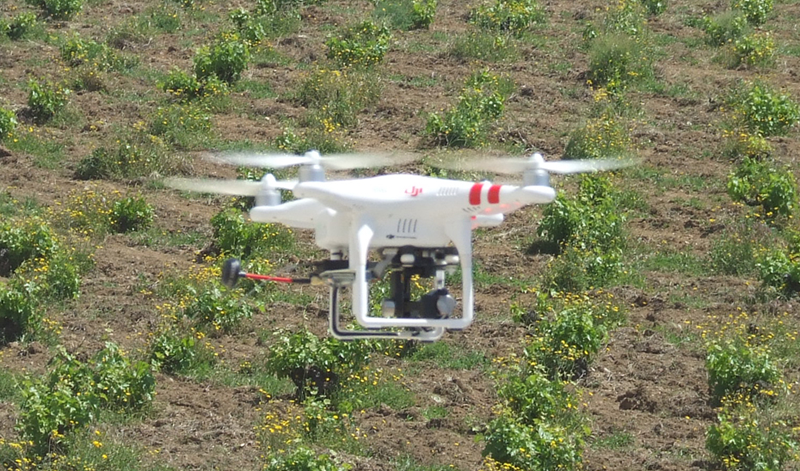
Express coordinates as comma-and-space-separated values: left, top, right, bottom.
169, 151, 630, 341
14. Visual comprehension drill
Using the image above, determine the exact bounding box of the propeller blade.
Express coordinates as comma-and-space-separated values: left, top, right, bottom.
214, 151, 415, 170
539, 158, 635, 174
165, 178, 263, 196
164, 177, 297, 195
216, 153, 314, 168
441, 154, 635, 175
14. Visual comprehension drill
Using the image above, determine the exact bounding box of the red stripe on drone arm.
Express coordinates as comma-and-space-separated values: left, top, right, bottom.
469, 182, 483, 205
488, 185, 501, 204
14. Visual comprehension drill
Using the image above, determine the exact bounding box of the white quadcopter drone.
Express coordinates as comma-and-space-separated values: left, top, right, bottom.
167, 151, 630, 341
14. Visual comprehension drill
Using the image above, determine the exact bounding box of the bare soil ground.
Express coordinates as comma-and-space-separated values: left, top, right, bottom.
2, 0, 800, 469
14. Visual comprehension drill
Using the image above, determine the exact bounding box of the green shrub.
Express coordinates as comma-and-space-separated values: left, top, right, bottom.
5, 12, 39, 40
148, 104, 212, 149
162, 69, 230, 101
0, 283, 38, 344
483, 413, 585, 471
326, 20, 392, 68
374, 0, 437, 30
701, 12, 748, 46
211, 207, 294, 260
26, 79, 71, 124
756, 242, 800, 297
707, 394, 797, 470
709, 221, 763, 276
149, 328, 217, 374
75, 135, 172, 180
12, 250, 82, 301
587, 32, 644, 92
273, 126, 350, 155
733, 0, 772, 26
265, 446, 349, 471
28, 0, 83, 20
194, 32, 251, 84
0, 216, 60, 275
296, 68, 382, 130
729, 32, 775, 68
90, 342, 155, 412
538, 175, 625, 252
17, 348, 98, 454
59, 35, 138, 72
727, 156, 798, 219
602, 0, 646, 36
469, 0, 546, 36
411, 0, 437, 29
640, 0, 667, 16
731, 82, 800, 137
448, 32, 519, 63
526, 301, 609, 379
425, 70, 511, 147
181, 282, 253, 333
563, 113, 631, 160
0, 107, 17, 141
706, 338, 781, 403
265, 328, 373, 398
110, 196, 155, 233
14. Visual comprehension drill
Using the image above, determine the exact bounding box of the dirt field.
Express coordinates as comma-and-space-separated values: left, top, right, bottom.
2, 0, 800, 469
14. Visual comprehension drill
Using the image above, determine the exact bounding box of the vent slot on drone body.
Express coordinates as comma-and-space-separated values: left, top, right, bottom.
396, 219, 418, 234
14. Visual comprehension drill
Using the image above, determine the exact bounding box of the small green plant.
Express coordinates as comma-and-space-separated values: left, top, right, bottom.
727, 156, 798, 220
273, 126, 350, 155
411, 0, 437, 29
0, 107, 17, 141
729, 31, 775, 68
706, 393, 797, 470
563, 113, 631, 160
482, 412, 585, 471
706, 338, 781, 402
28, 0, 84, 20
538, 175, 625, 252
326, 20, 392, 68
59, 35, 138, 72
161, 69, 230, 101
0, 283, 38, 343
265, 328, 373, 398
5, 12, 39, 40
149, 328, 218, 374
730, 81, 800, 137
26, 79, 71, 124
587, 32, 645, 93
469, 0, 546, 36
640, 0, 667, 16
181, 282, 254, 333
733, 0, 773, 26
211, 207, 294, 260
602, 0, 646, 35
17, 349, 98, 454
425, 70, 512, 147
296, 68, 382, 130
148, 104, 213, 149
110, 196, 155, 233
709, 221, 763, 276
265, 446, 350, 471
701, 11, 748, 47
90, 342, 155, 412
756, 237, 800, 297
448, 32, 519, 62
0, 216, 60, 275
194, 32, 251, 84
75, 134, 172, 180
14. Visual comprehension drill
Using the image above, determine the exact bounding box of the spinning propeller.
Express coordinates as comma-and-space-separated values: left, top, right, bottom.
165, 150, 409, 204
440, 152, 634, 186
